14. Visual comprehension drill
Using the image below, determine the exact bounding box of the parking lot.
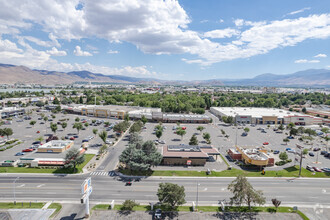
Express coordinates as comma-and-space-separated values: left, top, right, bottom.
0, 111, 120, 163
1, 109, 329, 172
139, 111, 329, 171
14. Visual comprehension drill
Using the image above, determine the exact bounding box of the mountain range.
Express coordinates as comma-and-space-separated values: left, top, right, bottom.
0, 63, 329, 87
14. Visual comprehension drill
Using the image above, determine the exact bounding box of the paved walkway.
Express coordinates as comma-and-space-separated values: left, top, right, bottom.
91, 210, 302, 220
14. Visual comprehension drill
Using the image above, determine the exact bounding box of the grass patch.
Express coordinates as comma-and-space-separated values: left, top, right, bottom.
0, 202, 45, 209
48, 203, 62, 218
219, 154, 230, 167
91, 204, 309, 219
0, 154, 94, 174
119, 165, 329, 178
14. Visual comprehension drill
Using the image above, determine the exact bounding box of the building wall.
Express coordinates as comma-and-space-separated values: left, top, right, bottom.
262, 116, 279, 125
37, 142, 73, 153
162, 158, 207, 166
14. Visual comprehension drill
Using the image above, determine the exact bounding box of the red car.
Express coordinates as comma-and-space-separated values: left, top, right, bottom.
263, 142, 269, 145
70, 137, 75, 140
313, 167, 323, 172
22, 149, 33, 152
36, 131, 40, 133
181, 127, 187, 130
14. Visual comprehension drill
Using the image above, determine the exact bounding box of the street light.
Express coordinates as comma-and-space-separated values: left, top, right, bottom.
196, 182, 200, 211
13, 177, 19, 205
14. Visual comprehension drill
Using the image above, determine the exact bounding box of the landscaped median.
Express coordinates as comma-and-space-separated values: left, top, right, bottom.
0, 154, 94, 174
120, 165, 329, 178
92, 204, 309, 220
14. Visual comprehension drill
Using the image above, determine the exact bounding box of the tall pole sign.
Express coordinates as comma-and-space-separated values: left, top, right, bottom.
81, 177, 92, 217
296, 144, 303, 177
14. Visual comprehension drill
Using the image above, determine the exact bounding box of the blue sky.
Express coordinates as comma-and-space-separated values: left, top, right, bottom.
0, 0, 329, 80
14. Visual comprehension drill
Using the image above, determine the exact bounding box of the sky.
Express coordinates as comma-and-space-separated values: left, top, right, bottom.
0, 0, 330, 80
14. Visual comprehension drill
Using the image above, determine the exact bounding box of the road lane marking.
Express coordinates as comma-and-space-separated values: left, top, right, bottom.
37, 184, 45, 188
17, 184, 25, 188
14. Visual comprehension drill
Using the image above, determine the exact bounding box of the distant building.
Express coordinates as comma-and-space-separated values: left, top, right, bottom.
162, 145, 219, 166
229, 146, 274, 167
211, 107, 321, 125
0, 107, 25, 119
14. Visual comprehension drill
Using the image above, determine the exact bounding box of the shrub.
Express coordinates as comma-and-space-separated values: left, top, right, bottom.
121, 200, 139, 211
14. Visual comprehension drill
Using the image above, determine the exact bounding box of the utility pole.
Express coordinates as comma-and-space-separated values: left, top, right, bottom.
13, 177, 19, 205
235, 124, 238, 147
196, 182, 200, 211
297, 144, 303, 177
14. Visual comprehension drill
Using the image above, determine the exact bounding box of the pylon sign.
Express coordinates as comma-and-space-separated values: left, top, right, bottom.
81, 177, 92, 217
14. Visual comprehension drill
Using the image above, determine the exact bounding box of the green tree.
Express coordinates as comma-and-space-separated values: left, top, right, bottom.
121, 200, 139, 211
304, 128, 316, 137
124, 113, 130, 122
228, 175, 266, 210
302, 149, 308, 155
244, 127, 250, 133
73, 122, 83, 134
176, 127, 186, 141
189, 134, 198, 145
157, 183, 186, 209
93, 128, 98, 136
289, 128, 298, 136
64, 148, 85, 172
50, 123, 58, 134
283, 138, 289, 145
196, 126, 205, 134
75, 117, 80, 122
321, 127, 329, 134
61, 122, 67, 130
302, 107, 307, 113
203, 132, 211, 144
279, 152, 288, 161
141, 115, 148, 125
286, 122, 295, 130
98, 130, 108, 144
221, 129, 226, 136
278, 124, 284, 131
98, 144, 108, 155
272, 198, 281, 212
129, 121, 143, 133
129, 133, 143, 145
156, 129, 163, 141
84, 122, 89, 127
29, 120, 36, 126
119, 140, 162, 172
2, 128, 13, 139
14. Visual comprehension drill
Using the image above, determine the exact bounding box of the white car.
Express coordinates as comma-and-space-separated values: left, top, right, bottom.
105, 140, 112, 145
159, 140, 166, 144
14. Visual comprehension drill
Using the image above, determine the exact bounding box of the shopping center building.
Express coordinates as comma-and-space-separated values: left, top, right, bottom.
210, 107, 321, 125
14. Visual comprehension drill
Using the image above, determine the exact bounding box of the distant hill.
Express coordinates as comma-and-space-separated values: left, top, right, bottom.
221, 69, 330, 87
0, 63, 329, 87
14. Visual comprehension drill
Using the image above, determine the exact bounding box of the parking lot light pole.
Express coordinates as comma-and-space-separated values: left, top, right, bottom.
13, 177, 19, 205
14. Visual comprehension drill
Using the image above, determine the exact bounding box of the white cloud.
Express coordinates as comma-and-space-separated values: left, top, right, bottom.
294, 59, 320, 63
204, 28, 240, 39
0, 38, 23, 53
314, 53, 327, 58
46, 47, 67, 56
287, 7, 311, 16
200, 20, 209, 23
218, 19, 224, 23
234, 19, 245, 26
73, 46, 92, 56
107, 50, 119, 54
22, 35, 60, 48
0, 1, 330, 67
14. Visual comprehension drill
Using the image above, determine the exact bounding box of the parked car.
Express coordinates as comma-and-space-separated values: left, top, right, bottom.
40, 122, 45, 124
273, 150, 280, 154
241, 132, 247, 136
125, 180, 132, 186
22, 149, 33, 152
321, 168, 330, 172
15, 152, 25, 156
306, 165, 315, 172
82, 139, 89, 143
325, 153, 330, 158
321, 151, 327, 155
36, 131, 40, 133
32, 141, 41, 145
70, 137, 75, 140
154, 209, 162, 219
313, 167, 322, 172
309, 152, 315, 157
16, 119, 24, 122
285, 148, 292, 151
263, 142, 269, 145
313, 147, 321, 151
261, 130, 267, 133
105, 140, 112, 144
287, 136, 294, 139
159, 140, 166, 144
73, 135, 79, 138
287, 149, 295, 153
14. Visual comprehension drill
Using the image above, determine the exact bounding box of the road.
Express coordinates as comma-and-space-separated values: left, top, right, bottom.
0, 174, 329, 207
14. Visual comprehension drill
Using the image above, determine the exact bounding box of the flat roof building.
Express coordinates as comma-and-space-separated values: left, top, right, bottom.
0, 107, 25, 119
162, 145, 219, 166
211, 107, 320, 125
229, 146, 274, 167
37, 140, 73, 153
